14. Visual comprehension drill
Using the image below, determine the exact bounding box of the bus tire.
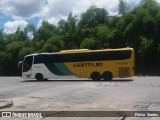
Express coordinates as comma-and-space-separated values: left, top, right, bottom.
102, 71, 113, 81
35, 73, 44, 81
91, 72, 101, 81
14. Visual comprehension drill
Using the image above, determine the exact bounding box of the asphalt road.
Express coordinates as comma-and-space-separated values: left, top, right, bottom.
0, 76, 160, 120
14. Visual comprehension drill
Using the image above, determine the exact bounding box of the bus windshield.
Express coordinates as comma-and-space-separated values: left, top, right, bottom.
23, 56, 33, 72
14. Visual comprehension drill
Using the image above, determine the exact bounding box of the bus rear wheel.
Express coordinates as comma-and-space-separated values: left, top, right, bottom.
91, 72, 101, 81
35, 73, 44, 81
102, 71, 113, 81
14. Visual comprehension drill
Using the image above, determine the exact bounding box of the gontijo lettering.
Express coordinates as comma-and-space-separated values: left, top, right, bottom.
74, 62, 103, 67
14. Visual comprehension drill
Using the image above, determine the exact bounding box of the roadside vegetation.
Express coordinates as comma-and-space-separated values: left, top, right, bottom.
0, 0, 160, 76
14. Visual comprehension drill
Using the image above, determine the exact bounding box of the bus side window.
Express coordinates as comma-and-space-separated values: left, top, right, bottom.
34, 55, 45, 64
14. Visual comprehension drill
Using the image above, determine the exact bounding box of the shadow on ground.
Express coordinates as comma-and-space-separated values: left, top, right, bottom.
22, 79, 133, 82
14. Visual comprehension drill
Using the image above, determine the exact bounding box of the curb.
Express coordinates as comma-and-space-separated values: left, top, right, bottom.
0, 100, 13, 109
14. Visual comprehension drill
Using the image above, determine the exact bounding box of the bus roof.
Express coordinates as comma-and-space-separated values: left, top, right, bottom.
58, 47, 133, 54
25, 47, 133, 57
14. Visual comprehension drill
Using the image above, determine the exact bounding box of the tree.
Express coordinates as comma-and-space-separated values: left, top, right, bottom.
66, 13, 77, 33
18, 47, 34, 60
80, 38, 96, 49
142, 14, 156, 36
24, 24, 36, 39
79, 6, 108, 28
118, 0, 127, 16
43, 36, 64, 52
14, 27, 28, 41
58, 19, 67, 33
138, 37, 153, 65
0, 29, 4, 42
107, 30, 124, 48
34, 20, 57, 41
95, 25, 111, 48
0, 29, 5, 51
62, 13, 78, 49
6, 41, 23, 59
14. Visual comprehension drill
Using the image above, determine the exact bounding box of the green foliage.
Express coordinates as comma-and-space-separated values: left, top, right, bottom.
34, 20, 57, 41
0, 29, 5, 51
118, 0, 127, 16
1, 1, 160, 75
43, 36, 64, 52
158, 44, 160, 62
138, 37, 153, 64
0, 29, 4, 42
6, 41, 23, 60
142, 14, 156, 36
108, 30, 124, 48
79, 6, 108, 28
95, 25, 110, 48
80, 38, 96, 49
18, 47, 34, 60
24, 24, 36, 37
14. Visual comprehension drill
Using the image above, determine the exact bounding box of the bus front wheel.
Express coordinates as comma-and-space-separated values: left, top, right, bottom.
102, 71, 113, 81
35, 73, 44, 81
91, 72, 101, 81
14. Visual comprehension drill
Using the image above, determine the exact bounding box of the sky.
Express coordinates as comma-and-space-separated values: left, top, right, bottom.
0, 0, 160, 34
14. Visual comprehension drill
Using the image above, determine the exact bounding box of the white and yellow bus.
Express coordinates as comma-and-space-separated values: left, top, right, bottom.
18, 48, 135, 81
